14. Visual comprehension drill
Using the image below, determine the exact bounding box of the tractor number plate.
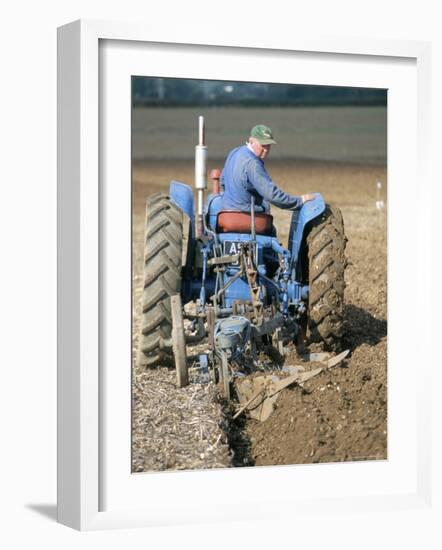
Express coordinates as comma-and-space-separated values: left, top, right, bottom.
223, 241, 257, 264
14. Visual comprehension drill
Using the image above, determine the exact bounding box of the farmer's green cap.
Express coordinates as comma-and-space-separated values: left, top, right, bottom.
250, 124, 278, 145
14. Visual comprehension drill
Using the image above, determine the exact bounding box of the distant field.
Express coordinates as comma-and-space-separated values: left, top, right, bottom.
132, 106, 387, 164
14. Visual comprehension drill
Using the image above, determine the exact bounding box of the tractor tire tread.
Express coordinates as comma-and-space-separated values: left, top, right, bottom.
137, 194, 183, 368
306, 204, 346, 351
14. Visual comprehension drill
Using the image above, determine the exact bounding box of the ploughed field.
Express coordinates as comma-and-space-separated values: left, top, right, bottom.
132, 159, 387, 471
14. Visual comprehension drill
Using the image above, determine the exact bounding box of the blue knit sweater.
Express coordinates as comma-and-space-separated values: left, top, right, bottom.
220, 145, 302, 212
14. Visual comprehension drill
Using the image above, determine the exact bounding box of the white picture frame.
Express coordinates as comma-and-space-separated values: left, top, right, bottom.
57, 19, 433, 531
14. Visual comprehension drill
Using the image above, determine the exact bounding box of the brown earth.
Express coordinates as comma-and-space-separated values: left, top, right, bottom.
132, 159, 387, 470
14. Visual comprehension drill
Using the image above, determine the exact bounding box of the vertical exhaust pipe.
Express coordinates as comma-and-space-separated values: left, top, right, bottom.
195, 115, 208, 238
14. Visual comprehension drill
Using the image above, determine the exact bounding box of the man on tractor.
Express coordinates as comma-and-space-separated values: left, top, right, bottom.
137, 117, 346, 381
220, 124, 315, 212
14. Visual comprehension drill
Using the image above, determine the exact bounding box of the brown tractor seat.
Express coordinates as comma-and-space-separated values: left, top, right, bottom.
216, 211, 274, 235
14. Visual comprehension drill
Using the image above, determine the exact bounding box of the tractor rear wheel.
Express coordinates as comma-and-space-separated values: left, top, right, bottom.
305, 204, 346, 351
137, 193, 184, 368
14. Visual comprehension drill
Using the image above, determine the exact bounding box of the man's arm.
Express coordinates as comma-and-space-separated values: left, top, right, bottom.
247, 158, 303, 210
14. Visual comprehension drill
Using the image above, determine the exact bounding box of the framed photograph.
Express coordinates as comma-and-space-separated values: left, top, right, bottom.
57, 19, 432, 530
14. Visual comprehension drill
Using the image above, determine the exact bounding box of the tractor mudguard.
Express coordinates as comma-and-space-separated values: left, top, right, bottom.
170, 181, 195, 235
288, 193, 326, 270
205, 192, 223, 231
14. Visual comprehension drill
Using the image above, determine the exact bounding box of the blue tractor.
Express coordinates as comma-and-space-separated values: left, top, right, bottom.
137, 117, 346, 399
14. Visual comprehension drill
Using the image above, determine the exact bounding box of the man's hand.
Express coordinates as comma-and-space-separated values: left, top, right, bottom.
301, 193, 315, 204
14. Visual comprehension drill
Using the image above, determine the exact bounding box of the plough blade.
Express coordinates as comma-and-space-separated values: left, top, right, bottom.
327, 349, 350, 368
234, 349, 350, 422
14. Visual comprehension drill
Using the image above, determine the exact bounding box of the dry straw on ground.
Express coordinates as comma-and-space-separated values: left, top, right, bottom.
132, 364, 231, 472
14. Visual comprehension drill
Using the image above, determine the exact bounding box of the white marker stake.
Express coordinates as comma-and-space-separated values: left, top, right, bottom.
375, 180, 385, 229
376, 180, 384, 211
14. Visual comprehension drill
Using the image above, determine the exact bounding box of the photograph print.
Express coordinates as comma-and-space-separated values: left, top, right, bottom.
131, 77, 387, 472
